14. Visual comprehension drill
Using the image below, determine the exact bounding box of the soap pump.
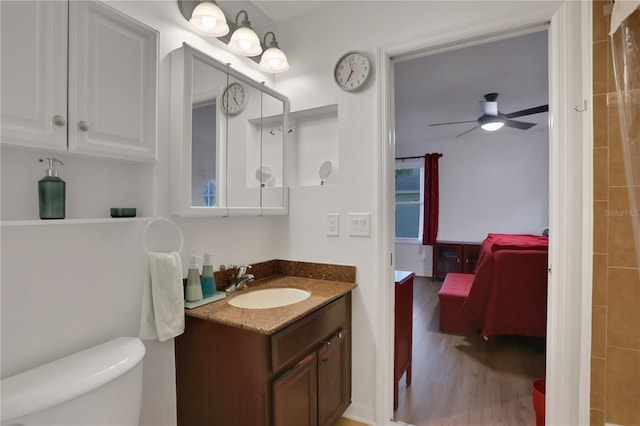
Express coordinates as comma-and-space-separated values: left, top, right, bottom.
201, 253, 218, 298
38, 158, 65, 219
185, 255, 203, 302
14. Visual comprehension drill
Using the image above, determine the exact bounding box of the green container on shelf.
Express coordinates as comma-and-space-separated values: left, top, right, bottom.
38, 158, 65, 220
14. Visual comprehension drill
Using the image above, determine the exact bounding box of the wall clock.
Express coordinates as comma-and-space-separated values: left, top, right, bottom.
221, 82, 248, 115
334, 51, 372, 92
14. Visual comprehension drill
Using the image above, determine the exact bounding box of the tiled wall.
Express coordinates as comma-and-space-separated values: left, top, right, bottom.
591, 2, 640, 425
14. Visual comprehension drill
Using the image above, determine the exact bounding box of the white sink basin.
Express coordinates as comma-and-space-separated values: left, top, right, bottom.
228, 288, 311, 309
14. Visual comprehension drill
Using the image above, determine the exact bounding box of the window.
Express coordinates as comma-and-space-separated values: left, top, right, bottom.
203, 179, 216, 206
395, 159, 424, 242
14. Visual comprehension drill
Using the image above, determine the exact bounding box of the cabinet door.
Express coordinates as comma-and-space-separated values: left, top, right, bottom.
433, 243, 463, 279
0, 1, 67, 151
462, 244, 482, 274
273, 352, 318, 426
68, 1, 158, 162
317, 331, 350, 426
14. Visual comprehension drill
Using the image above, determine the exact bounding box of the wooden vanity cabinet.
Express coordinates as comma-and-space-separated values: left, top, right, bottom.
175, 293, 352, 426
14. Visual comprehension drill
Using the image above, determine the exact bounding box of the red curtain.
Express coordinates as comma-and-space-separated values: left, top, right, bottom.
422, 153, 441, 245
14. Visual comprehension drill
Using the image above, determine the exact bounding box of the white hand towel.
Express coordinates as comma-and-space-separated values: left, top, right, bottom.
139, 252, 185, 342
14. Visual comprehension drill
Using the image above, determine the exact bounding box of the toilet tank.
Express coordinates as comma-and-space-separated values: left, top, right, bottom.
1, 337, 145, 426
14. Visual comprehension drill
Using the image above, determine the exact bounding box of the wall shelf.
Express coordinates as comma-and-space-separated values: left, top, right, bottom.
290, 104, 339, 187
1, 217, 154, 227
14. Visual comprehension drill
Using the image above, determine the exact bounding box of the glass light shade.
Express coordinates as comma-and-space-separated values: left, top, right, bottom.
189, 2, 229, 37
259, 47, 289, 73
481, 121, 505, 131
228, 27, 262, 56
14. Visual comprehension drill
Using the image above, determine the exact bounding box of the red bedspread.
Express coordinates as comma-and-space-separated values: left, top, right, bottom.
464, 234, 549, 338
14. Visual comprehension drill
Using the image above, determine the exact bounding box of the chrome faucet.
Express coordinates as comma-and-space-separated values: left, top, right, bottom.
225, 265, 254, 293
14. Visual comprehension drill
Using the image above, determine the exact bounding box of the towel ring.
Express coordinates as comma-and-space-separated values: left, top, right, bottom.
143, 217, 184, 254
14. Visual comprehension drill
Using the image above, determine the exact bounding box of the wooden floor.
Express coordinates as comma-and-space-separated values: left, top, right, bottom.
393, 276, 546, 426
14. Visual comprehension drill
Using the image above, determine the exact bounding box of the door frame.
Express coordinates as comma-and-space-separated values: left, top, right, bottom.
375, 2, 593, 425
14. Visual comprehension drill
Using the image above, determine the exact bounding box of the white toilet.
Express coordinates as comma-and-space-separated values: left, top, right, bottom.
1, 337, 145, 426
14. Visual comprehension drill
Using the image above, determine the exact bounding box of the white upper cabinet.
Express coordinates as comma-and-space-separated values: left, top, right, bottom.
0, 1, 68, 152
68, 2, 158, 161
0, 1, 158, 163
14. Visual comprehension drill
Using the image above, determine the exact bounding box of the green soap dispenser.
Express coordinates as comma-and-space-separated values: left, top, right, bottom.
201, 253, 218, 298
185, 255, 203, 302
38, 158, 65, 220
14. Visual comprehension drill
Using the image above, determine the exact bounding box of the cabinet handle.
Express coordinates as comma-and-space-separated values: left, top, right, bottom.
336, 331, 342, 340
78, 121, 90, 132
53, 115, 66, 127
457, 258, 461, 263
320, 358, 328, 366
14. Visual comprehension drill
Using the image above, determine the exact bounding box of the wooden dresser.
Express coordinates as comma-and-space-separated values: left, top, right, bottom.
394, 270, 415, 410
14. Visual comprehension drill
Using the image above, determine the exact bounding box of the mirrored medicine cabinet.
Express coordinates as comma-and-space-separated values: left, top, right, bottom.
170, 43, 289, 217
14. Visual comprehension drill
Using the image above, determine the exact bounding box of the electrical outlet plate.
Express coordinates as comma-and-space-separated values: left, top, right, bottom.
349, 213, 370, 237
326, 213, 339, 236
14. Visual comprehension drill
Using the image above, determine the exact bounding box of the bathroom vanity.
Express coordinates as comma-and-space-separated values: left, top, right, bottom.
175, 262, 356, 426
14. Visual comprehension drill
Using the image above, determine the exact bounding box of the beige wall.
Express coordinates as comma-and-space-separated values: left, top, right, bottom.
591, 2, 640, 425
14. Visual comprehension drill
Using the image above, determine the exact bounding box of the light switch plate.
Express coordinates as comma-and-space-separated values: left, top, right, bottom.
326, 214, 339, 236
349, 213, 370, 237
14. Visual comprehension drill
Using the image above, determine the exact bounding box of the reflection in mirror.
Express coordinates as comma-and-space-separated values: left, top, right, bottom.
190, 57, 227, 208
260, 92, 285, 210
226, 74, 263, 213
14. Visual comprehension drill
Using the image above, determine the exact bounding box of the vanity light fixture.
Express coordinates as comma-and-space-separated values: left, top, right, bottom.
178, 1, 290, 72
227, 10, 262, 57
479, 115, 506, 131
259, 32, 289, 73
188, 1, 229, 37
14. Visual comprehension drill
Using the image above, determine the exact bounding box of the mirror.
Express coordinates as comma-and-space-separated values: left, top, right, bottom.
170, 43, 289, 216
191, 56, 226, 209
260, 90, 286, 213
226, 73, 262, 215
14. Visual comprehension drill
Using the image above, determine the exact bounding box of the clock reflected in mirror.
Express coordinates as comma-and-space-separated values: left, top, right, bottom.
222, 82, 248, 115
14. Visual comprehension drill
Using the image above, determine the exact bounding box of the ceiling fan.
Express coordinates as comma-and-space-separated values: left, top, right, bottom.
428, 93, 549, 137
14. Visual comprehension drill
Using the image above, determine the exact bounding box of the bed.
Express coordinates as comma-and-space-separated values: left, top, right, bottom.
463, 233, 549, 338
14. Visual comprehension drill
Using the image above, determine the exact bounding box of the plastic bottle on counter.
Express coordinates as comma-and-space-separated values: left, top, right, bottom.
185, 255, 203, 302
201, 253, 217, 298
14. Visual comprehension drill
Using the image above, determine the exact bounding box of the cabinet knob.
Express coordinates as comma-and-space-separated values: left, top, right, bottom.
53, 115, 66, 127
78, 121, 90, 132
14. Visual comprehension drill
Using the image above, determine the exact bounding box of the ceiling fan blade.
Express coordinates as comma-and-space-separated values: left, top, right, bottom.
481, 101, 498, 116
456, 125, 480, 137
504, 104, 549, 118
504, 119, 537, 130
428, 120, 477, 127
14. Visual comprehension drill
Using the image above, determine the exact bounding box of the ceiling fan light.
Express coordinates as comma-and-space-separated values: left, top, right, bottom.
479, 115, 505, 131
481, 121, 505, 131
189, 2, 229, 37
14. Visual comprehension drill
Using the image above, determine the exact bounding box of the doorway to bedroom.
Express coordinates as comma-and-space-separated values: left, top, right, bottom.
391, 28, 550, 425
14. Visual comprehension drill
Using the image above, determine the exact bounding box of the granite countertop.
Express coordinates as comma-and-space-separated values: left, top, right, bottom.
185, 275, 357, 335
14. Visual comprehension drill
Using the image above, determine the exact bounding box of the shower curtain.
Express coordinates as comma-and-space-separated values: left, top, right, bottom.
610, 3, 640, 271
